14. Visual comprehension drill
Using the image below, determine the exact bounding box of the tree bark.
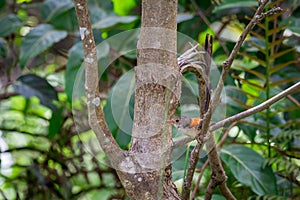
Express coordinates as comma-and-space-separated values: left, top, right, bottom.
116, 0, 181, 199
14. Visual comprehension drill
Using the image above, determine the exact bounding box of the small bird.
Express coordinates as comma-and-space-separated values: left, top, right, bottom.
168, 116, 203, 138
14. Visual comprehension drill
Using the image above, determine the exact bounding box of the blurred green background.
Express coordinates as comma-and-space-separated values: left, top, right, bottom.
0, 0, 299, 199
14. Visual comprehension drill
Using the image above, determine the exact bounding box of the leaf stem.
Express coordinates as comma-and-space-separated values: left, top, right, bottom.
265, 8, 271, 158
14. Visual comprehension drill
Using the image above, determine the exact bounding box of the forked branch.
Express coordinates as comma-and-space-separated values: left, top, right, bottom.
73, 0, 123, 160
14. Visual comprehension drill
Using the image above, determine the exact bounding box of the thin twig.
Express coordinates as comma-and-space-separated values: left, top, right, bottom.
204, 135, 236, 200
191, 159, 208, 200
204, 122, 239, 200
181, 142, 205, 200
191, 122, 237, 199
287, 94, 300, 107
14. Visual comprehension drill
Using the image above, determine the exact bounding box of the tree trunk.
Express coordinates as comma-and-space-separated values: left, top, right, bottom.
116, 0, 182, 199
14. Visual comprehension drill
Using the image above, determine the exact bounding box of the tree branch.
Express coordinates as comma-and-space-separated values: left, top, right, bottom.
173, 81, 300, 148
179, 36, 212, 200
181, 142, 205, 200
173, 1, 285, 149
174, 4, 284, 198
191, 122, 237, 199
73, 0, 124, 163
210, 81, 300, 132
204, 135, 236, 200
0, 92, 17, 100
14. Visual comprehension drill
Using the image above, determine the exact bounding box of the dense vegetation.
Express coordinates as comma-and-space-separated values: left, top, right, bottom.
0, 0, 299, 199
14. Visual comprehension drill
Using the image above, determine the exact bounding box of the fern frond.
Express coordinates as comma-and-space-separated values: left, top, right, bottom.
242, 68, 265, 79
239, 52, 267, 66
270, 77, 300, 87
271, 130, 300, 142
264, 157, 300, 176
270, 60, 298, 74
269, 48, 295, 60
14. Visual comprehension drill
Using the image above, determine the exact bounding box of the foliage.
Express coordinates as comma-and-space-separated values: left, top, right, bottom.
0, 0, 299, 199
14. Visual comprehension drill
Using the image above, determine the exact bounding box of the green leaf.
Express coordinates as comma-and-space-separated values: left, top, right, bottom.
49, 8, 78, 31
41, 0, 78, 32
225, 86, 247, 116
238, 122, 257, 142
65, 42, 84, 102
281, 16, 300, 35
244, 37, 266, 52
88, 0, 113, 12
0, 14, 23, 37
13, 74, 58, 110
88, 0, 137, 31
92, 15, 138, 29
41, 0, 74, 22
0, 0, 5, 10
231, 58, 259, 71
182, 72, 198, 96
212, 194, 226, 200
213, 0, 257, 13
177, 13, 195, 23
241, 79, 263, 105
48, 106, 63, 138
0, 109, 49, 135
19, 24, 67, 68
211, 21, 246, 42
220, 145, 277, 195
103, 70, 135, 149
0, 38, 6, 57
112, 0, 136, 16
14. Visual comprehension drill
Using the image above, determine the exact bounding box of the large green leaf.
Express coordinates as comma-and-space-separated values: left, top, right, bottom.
41, 0, 78, 31
13, 74, 58, 110
19, 24, 67, 68
103, 70, 135, 149
92, 15, 138, 29
41, 0, 73, 22
220, 145, 277, 195
0, 14, 23, 37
